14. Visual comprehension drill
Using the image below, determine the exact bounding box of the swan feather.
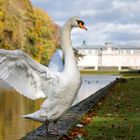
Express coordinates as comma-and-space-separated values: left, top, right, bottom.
0, 49, 59, 100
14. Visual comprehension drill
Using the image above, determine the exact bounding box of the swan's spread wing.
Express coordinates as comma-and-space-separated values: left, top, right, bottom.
48, 49, 64, 72
0, 49, 58, 100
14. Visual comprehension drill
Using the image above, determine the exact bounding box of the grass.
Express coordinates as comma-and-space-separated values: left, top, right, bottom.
120, 71, 140, 78
80, 69, 140, 76
82, 73, 140, 140
80, 70, 120, 75
67, 71, 140, 140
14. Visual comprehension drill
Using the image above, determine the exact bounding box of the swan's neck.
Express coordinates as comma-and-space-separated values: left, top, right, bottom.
61, 22, 79, 74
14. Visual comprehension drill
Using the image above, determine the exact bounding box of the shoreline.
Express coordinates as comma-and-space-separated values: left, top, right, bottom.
21, 79, 118, 140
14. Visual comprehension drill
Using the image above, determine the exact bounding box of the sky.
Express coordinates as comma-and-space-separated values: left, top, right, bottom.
31, 0, 140, 46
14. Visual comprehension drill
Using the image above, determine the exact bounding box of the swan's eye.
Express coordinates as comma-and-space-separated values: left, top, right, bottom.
76, 20, 84, 26
76, 20, 87, 30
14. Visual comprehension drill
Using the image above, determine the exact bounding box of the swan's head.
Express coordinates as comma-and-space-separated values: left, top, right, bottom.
69, 16, 87, 30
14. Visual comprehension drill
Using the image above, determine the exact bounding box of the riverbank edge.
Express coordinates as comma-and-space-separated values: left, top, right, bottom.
21, 79, 118, 140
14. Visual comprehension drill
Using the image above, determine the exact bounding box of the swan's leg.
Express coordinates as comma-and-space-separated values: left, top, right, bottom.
45, 119, 49, 134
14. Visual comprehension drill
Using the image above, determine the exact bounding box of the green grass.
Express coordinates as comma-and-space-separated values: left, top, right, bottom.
121, 70, 140, 78
80, 70, 140, 76
83, 73, 140, 140
80, 70, 120, 75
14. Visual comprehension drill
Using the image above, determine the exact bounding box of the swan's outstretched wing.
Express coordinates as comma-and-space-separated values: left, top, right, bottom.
0, 49, 59, 100
48, 49, 64, 72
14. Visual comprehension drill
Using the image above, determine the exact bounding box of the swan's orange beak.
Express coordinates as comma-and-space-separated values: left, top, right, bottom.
79, 22, 87, 31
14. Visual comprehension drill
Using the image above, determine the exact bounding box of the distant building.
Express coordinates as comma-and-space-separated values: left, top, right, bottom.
76, 42, 140, 70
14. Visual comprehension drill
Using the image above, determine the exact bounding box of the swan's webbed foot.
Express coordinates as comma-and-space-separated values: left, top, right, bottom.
48, 120, 59, 135
54, 120, 58, 132
44, 120, 59, 135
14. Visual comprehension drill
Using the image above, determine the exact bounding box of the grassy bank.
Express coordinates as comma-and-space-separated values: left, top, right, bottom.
80, 69, 140, 76
69, 72, 140, 140
80, 70, 120, 75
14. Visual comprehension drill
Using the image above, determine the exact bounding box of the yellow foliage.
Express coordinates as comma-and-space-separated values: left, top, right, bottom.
0, 0, 60, 65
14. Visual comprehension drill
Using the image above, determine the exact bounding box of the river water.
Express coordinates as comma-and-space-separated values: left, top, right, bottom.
0, 75, 118, 140
73, 75, 118, 105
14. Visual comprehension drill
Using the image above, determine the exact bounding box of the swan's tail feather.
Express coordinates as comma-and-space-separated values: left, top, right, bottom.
21, 111, 46, 123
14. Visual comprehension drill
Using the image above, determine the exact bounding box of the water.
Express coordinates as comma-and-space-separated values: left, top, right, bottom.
72, 75, 119, 105
0, 81, 42, 140
0, 75, 118, 140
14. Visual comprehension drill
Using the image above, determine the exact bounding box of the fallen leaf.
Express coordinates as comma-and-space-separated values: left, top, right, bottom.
70, 128, 87, 138
76, 124, 84, 128
106, 113, 112, 116
98, 102, 102, 106
82, 117, 92, 125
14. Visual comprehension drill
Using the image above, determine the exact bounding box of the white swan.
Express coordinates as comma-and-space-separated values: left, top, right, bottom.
0, 17, 87, 134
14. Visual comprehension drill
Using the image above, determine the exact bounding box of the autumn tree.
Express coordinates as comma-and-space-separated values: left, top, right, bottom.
0, 0, 60, 65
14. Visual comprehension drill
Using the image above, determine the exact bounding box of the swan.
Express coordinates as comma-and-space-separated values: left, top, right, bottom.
0, 17, 87, 134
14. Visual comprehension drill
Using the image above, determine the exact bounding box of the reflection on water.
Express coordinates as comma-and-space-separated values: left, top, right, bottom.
0, 86, 43, 140
0, 75, 118, 140
72, 75, 118, 105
